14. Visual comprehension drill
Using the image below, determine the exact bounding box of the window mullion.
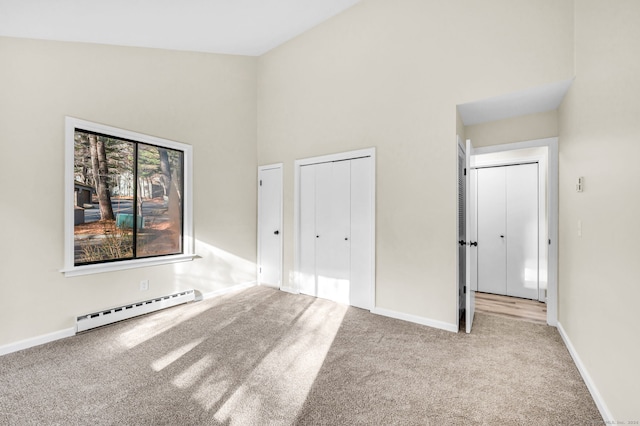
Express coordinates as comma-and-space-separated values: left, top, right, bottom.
132, 143, 138, 259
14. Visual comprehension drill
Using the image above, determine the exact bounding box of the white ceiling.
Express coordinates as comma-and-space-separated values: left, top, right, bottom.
458, 79, 574, 126
0, 0, 361, 56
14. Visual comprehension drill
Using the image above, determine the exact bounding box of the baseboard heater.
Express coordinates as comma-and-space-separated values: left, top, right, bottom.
76, 290, 195, 333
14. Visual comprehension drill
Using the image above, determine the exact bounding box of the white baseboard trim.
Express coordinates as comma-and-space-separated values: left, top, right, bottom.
1, 283, 258, 357
201, 281, 257, 300
279, 286, 300, 295
557, 322, 611, 422
0, 327, 76, 357
372, 307, 458, 333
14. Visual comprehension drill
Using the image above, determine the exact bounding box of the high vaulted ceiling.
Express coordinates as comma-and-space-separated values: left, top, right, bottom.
1, 0, 573, 124
0, 0, 361, 56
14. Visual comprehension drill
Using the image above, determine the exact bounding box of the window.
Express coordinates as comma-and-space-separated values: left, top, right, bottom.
63, 117, 194, 276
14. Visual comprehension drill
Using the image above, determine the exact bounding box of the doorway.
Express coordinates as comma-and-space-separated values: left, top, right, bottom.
294, 148, 376, 310
463, 138, 558, 327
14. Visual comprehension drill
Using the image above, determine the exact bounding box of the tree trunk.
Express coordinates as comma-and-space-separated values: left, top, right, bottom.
89, 134, 115, 221
159, 148, 172, 197
137, 177, 145, 209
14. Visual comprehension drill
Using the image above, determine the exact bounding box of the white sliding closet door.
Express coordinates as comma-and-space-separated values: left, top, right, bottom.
477, 167, 507, 295
477, 163, 539, 300
298, 156, 372, 309
315, 161, 351, 303
349, 157, 372, 309
506, 163, 538, 300
299, 165, 317, 297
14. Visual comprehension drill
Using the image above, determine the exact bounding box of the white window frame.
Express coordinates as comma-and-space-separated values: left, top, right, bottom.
62, 117, 195, 277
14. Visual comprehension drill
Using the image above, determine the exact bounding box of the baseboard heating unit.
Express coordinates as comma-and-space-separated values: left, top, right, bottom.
76, 290, 195, 333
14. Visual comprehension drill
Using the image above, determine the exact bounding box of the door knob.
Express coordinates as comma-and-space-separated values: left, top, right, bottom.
500, 235, 504, 238
274, 230, 279, 235
458, 240, 466, 246
345, 237, 349, 241
470, 241, 477, 247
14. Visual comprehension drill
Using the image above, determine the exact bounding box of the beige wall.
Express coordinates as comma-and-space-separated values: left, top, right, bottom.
465, 110, 558, 148
0, 37, 258, 346
257, 0, 573, 327
559, 0, 640, 419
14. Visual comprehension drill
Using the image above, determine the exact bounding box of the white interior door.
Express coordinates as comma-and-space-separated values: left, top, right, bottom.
465, 139, 476, 333
258, 165, 283, 288
477, 167, 507, 295
469, 168, 478, 294
457, 142, 466, 320
477, 163, 539, 300
506, 163, 539, 299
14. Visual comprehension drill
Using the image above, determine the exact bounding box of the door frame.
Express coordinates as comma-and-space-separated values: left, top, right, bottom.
471, 137, 558, 326
456, 136, 466, 326
456, 135, 471, 332
257, 163, 283, 289
292, 148, 376, 309
457, 136, 477, 333
464, 138, 477, 333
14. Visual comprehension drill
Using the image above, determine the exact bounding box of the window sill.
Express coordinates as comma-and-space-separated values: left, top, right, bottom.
61, 254, 196, 277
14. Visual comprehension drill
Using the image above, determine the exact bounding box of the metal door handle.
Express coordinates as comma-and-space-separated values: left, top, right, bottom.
500, 235, 504, 238
274, 230, 279, 235
458, 240, 466, 246
470, 241, 477, 247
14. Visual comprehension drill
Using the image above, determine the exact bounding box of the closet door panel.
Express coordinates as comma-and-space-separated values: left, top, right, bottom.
299, 165, 317, 296
350, 157, 372, 309
477, 167, 507, 295
315, 161, 351, 304
506, 163, 539, 299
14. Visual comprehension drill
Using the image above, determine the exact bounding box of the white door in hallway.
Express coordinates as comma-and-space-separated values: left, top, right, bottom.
477, 166, 507, 295
257, 164, 283, 288
477, 163, 538, 300
505, 163, 539, 299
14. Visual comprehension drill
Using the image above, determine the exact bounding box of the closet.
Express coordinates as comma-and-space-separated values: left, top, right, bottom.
298, 156, 372, 309
477, 163, 538, 300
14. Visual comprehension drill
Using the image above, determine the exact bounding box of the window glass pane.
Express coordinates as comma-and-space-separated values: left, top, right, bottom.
74, 131, 135, 265
136, 144, 184, 257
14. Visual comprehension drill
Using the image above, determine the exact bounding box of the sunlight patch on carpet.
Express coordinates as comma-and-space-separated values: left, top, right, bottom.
172, 355, 214, 389
151, 338, 205, 371
208, 299, 348, 425
117, 301, 212, 349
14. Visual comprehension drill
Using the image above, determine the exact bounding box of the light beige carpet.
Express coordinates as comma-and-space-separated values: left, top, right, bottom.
0, 286, 602, 425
